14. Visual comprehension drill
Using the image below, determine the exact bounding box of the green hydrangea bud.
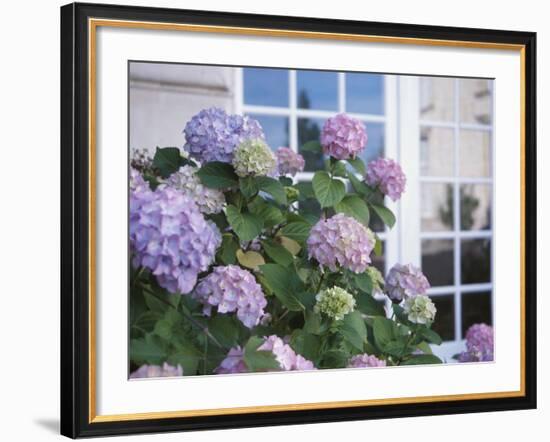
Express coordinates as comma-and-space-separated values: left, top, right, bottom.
314, 286, 356, 321
403, 295, 437, 324
284, 186, 300, 202
232, 138, 277, 177
366, 266, 385, 291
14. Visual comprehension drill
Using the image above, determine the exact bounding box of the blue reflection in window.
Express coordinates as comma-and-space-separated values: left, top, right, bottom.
244, 68, 288, 107
360, 122, 385, 163
249, 114, 289, 150
297, 70, 338, 111
346, 73, 384, 115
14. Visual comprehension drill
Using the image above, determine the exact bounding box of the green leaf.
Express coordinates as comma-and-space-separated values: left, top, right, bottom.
208, 315, 240, 349
217, 234, 239, 265
347, 158, 366, 176
279, 222, 311, 242
300, 140, 322, 153
239, 176, 258, 199
261, 239, 294, 266
197, 162, 239, 189
400, 354, 443, 365
335, 195, 370, 226
142, 290, 168, 314
153, 319, 173, 340
340, 311, 367, 351
419, 327, 443, 346
370, 204, 396, 228
259, 263, 304, 311
374, 235, 383, 256
416, 341, 434, 355
290, 330, 321, 362
278, 236, 301, 255
168, 340, 202, 375
255, 176, 287, 205
225, 205, 263, 242
372, 317, 397, 350
152, 147, 185, 178
248, 198, 285, 228
279, 176, 293, 187
295, 182, 315, 200
356, 293, 385, 317
243, 336, 281, 371
130, 334, 166, 365
354, 272, 373, 293
236, 249, 266, 270
320, 350, 348, 369
312, 171, 346, 208
332, 161, 348, 177
348, 173, 373, 197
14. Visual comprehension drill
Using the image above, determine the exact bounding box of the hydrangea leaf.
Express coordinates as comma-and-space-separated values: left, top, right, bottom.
312, 171, 346, 208
340, 311, 367, 351
255, 176, 287, 205
236, 249, 266, 270
370, 203, 396, 228
278, 236, 301, 256
225, 205, 263, 242
243, 336, 281, 371
419, 326, 443, 346
167, 341, 202, 375
372, 317, 398, 350
353, 271, 373, 294
152, 147, 186, 178
347, 157, 366, 176
279, 176, 293, 187
355, 293, 385, 317
290, 330, 321, 363
300, 140, 322, 153
295, 181, 315, 201
279, 222, 311, 243
239, 176, 258, 199
197, 161, 239, 189
261, 239, 294, 266
348, 172, 373, 197
374, 234, 383, 256
207, 315, 240, 349
400, 354, 443, 365
259, 263, 304, 311
335, 195, 370, 226
130, 334, 166, 365
217, 234, 239, 265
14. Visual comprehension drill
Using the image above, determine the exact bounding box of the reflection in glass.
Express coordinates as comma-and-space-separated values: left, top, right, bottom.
460, 184, 492, 230
420, 127, 454, 177
461, 291, 492, 336
244, 68, 288, 107
360, 122, 384, 164
459, 130, 491, 177
430, 295, 455, 341
297, 70, 337, 110
461, 239, 491, 284
298, 117, 325, 171
249, 114, 289, 150
345, 73, 384, 115
419, 77, 455, 122
459, 79, 492, 125
421, 183, 454, 232
421, 239, 454, 286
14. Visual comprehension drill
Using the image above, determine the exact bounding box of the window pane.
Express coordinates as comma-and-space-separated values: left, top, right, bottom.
249, 114, 289, 150
420, 127, 454, 177
419, 77, 455, 122
422, 239, 454, 286
461, 291, 492, 337
297, 70, 337, 111
345, 73, 384, 115
459, 130, 491, 177
421, 183, 454, 231
461, 239, 491, 284
459, 79, 492, 125
430, 295, 455, 341
460, 184, 492, 231
360, 122, 384, 164
371, 240, 385, 274
298, 117, 324, 171
244, 68, 288, 107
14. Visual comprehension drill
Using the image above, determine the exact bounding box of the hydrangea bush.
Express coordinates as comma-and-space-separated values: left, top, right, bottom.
129, 107, 451, 377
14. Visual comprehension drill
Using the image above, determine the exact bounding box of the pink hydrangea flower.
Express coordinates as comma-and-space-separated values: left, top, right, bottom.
194, 265, 267, 329
307, 213, 376, 274
385, 263, 430, 302
320, 113, 367, 160
129, 362, 183, 378
214, 347, 248, 374
275, 147, 305, 176
365, 157, 406, 201
458, 323, 494, 362
348, 353, 386, 368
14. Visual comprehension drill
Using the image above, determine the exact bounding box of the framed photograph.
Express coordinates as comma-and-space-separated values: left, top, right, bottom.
60, 2, 536, 438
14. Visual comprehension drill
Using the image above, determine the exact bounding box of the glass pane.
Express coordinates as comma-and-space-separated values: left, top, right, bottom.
249, 114, 289, 150
419, 77, 455, 122
345, 73, 384, 115
244, 68, 288, 107
297, 70, 338, 110
459, 79, 492, 125
459, 130, 491, 177
298, 117, 325, 171
360, 122, 385, 164
460, 184, 492, 231
420, 127, 454, 177
461, 291, 492, 337
421, 183, 454, 231
371, 240, 385, 274
430, 295, 455, 341
461, 239, 491, 284
421, 239, 454, 286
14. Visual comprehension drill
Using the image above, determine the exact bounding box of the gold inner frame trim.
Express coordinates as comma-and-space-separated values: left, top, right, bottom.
88, 18, 527, 424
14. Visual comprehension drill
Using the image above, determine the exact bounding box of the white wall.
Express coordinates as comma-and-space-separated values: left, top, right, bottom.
0, 0, 546, 441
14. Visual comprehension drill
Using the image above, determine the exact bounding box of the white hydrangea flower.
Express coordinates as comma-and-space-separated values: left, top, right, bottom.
232, 138, 277, 177
164, 165, 225, 214
314, 286, 356, 321
403, 295, 437, 324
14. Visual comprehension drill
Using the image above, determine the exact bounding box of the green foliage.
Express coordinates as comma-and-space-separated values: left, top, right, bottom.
225, 205, 263, 241
243, 337, 281, 371
370, 203, 396, 228
335, 195, 370, 226
152, 147, 187, 178
261, 239, 294, 266
312, 171, 346, 208
340, 311, 367, 351
197, 161, 239, 189
279, 222, 311, 243
255, 176, 287, 205
259, 264, 304, 311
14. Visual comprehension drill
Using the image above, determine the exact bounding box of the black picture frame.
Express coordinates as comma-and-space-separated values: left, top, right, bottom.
61, 2, 537, 438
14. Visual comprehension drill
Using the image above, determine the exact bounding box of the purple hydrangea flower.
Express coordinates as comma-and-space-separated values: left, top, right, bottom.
385, 263, 430, 302
193, 265, 267, 328
183, 107, 264, 163
348, 353, 386, 368
320, 113, 367, 160
275, 147, 305, 177
307, 213, 376, 274
130, 167, 150, 192
365, 157, 407, 201
215, 335, 316, 374
130, 184, 221, 295
129, 362, 183, 379
458, 323, 494, 362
